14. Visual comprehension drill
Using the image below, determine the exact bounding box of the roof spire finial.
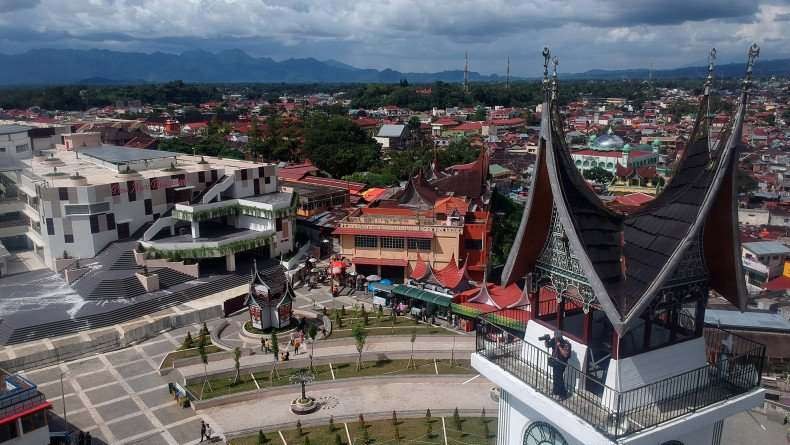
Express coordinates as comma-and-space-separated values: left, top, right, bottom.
542, 47, 551, 89
551, 56, 559, 100
742, 43, 760, 92
704, 48, 716, 94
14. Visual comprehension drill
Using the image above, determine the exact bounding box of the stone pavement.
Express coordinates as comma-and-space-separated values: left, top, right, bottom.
203, 376, 497, 437
22, 323, 209, 445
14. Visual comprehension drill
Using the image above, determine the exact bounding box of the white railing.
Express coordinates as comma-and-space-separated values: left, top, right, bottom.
142, 216, 176, 241
201, 175, 235, 204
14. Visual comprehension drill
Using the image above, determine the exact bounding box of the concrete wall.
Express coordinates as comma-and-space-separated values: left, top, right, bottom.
739, 208, 770, 226
0, 130, 32, 160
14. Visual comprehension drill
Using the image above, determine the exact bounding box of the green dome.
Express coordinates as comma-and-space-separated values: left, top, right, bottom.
622, 143, 631, 152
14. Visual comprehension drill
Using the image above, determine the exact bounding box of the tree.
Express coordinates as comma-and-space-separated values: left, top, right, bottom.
270, 332, 280, 383
408, 330, 417, 369
232, 347, 242, 385
472, 106, 487, 121
391, 410, 398, 425
258, 430, 267, 445
328, 415, 335, 433
303, 115, 380, 178
425, 408, 432, 421
303, 437, 311, 445
583, 166, 614, 184
335, 311, 343, 329
200, 322, 210, 338
453, 407, 462, 430
438, 139, 479, 168
361, 305, 369, 326
198, 333, 213, 398
352, 324, 367, 371
182, 331, 194, 349
334, 433, 343, 445
296, 420, 303, 436
308, 324, 318, 371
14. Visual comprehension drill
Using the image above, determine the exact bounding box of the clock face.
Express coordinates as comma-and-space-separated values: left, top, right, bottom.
523, 422, 568, 445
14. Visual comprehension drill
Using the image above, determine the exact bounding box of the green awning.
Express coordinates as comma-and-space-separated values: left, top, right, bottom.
392, 284, 452, 308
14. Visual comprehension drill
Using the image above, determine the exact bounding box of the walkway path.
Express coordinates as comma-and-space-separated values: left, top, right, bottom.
202, 376, 497, 438
177, 335, 476, 380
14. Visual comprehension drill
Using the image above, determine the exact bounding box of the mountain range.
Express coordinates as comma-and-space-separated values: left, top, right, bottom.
0, 48, 788, 85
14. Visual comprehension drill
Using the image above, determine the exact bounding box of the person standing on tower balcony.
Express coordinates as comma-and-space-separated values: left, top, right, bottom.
545, 330, 572, 400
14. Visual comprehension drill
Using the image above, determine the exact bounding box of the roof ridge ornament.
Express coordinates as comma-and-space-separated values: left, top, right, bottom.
542, 47, 551, 92
742, 43, 760, 92
551, 56, 559, 101
704, 48, 716, 95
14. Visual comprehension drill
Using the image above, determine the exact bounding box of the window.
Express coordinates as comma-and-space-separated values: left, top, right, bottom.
380, 236, 405, 249
15, 143, 29, 153
64, 234, 74, 243
0, 147, 5, 153
254, 179, 260, 195
21, 410, 47, 433
523, 422, 567, 445
89, 214, 100, 234
46, 218, 54, 235
58, 187, 69, 201
354, 235, 377, 248
211, 170, 218, 182
126, 181, 136, 202
149, 178, 159, 190
111, 182, 121, 196
407, 238, 431, 251
464, 239, 483, 250
198, 171, 205, 183
276, 217, 283, 231
0, 420, 18, 441
144, 199, 152, 215
258, 166, 265, 177
241, 169, 248, 180
265, 176, 272, 184
106, 213, 115, 230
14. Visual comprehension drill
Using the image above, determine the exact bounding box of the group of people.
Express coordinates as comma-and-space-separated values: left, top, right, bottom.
75, 431, 92, 444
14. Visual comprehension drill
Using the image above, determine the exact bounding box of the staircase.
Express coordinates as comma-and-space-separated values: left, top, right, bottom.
87, 276, 147, 300
109, 251, 140, 270
200, 175, 233, 204
142, 216, 176, 242
156, 268, 195, 288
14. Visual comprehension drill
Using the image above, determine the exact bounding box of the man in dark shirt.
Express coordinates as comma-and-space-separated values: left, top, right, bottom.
545, 330, 572, 400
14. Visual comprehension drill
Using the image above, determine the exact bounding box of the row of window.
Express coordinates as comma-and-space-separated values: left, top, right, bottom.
0, 144, 28, 154
353, 235, 432, 251
46, 212, 115, 238
239, 167, 273, 183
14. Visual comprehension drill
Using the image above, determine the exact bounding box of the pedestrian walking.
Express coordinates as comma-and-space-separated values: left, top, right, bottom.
77, 431, 85, 445
200, 420, 206, 442
85, 432, 92, 445
205, 423, 213, 442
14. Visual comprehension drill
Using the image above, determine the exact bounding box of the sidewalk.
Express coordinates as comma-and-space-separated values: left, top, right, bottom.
202, 375, 496, 436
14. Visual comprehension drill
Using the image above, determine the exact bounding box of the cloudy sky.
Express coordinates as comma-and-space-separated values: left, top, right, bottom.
0, 0, 788, 75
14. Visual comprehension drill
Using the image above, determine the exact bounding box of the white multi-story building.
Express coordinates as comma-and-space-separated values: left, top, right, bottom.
0, 144, 294, 271
0, 126, 33, 160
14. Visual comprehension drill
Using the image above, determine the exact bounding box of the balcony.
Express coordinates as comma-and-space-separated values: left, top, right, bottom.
142, 225, 274, 259
474, 307, 766, 440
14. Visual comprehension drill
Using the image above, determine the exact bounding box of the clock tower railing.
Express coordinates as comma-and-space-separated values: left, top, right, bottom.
475, 308, 765, 440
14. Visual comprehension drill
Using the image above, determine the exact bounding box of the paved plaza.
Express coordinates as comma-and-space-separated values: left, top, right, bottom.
22, 323, 206, 445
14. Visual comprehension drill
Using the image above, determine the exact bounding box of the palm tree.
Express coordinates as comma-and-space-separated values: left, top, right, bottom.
352, 323, 367, 371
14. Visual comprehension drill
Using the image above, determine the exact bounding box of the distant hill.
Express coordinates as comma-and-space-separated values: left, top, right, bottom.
0, 48, 503, 85
564, 58, 790, 80
0, 48, 788, 85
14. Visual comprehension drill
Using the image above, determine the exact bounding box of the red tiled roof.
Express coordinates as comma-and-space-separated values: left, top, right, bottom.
613, 192, 655, 207
434, 196, 469, 214
409, 254, 430, 280
573, 149, 623, 158
332, 228, 433, 239
764, 275, 790, 291
277, 162, 319, 181
468, 282, 528, 309
433, 117, 459, 126
300, 176, 366, 193
488, 118, 525, 126
449, 121, 483, 132
352, 257, 408, 267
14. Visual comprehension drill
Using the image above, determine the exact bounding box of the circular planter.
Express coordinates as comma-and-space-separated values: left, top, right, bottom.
240, 321, 297, 340
289, 397, 319, 415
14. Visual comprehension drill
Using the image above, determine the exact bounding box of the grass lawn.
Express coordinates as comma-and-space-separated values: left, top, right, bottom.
188, 359, 475, 400
325, 310, 460, 338
229, 416, 497, 444
160, 344, 222, 369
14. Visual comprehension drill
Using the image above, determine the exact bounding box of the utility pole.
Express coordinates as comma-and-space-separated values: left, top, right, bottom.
506, 56, 511, 89
463, 51, 470, 94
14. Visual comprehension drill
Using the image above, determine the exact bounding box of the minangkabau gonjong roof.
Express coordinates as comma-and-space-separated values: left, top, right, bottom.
502, 45, 759, 335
